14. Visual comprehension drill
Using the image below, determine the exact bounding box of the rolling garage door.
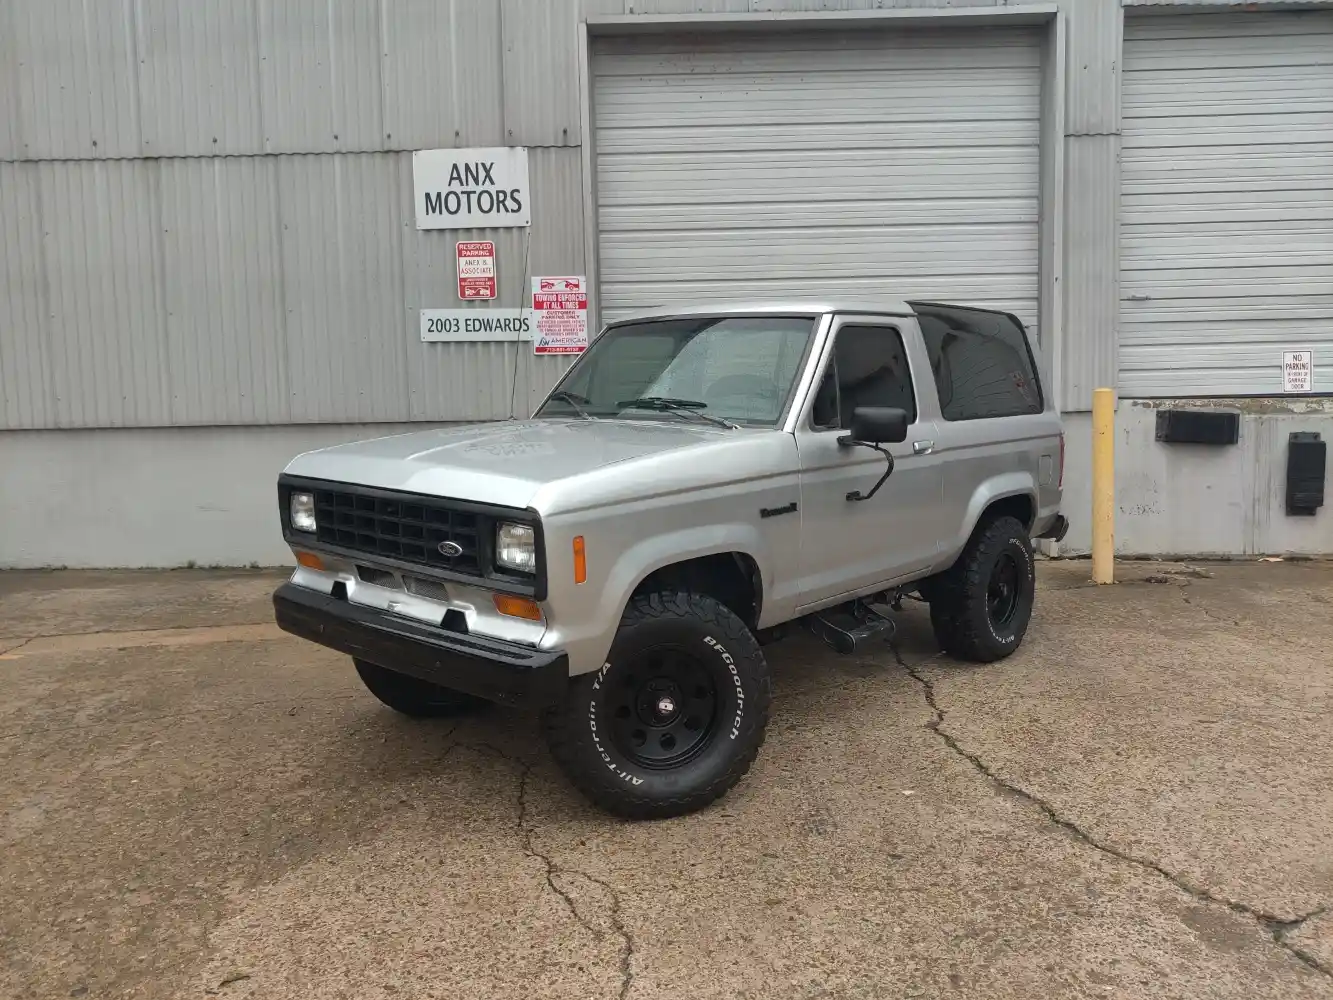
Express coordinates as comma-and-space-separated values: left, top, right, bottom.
590, 27, 1044, 335
1120, 12, 1333, 396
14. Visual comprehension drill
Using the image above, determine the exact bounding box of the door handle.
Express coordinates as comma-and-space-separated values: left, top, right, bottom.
913, 440, 934, 455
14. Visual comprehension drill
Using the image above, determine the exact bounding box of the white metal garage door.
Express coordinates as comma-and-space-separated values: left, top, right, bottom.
591, 27, 1043, 334
1120, 12, 1333, 397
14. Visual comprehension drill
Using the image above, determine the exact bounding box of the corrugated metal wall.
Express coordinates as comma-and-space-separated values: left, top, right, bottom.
1059, 0, 1121, 408
0, 0, 584, 160
0, 0, 586, 431
0, 149, 585, 428
2, 0, 1130, 431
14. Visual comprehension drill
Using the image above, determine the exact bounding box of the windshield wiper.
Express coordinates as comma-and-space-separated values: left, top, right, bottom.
546, 389, 594, 419
616, 396, 739, 430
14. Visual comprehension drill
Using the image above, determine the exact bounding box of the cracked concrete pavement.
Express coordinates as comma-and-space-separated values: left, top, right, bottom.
1, 560, 1331, 999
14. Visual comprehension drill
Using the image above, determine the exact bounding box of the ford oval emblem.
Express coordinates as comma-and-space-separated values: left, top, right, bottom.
437, 540, 464, 558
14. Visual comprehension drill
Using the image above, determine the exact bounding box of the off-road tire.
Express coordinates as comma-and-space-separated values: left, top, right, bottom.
543, 591, 773, 820
928, 515, 1036, 663
353, 658, 490, 718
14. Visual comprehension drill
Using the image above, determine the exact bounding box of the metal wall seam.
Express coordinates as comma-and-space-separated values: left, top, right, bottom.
1061, 135, 1120, 408
276, 152, 412, 425
2, 0, 1103, 165
1055, 0, 1121, 411
1123, 0, 1332, 5
380, 0, 506, 151
158, 157, 290, 425
255, 0, 385, 155
1039, 8, 1066, 406
1, 147, 587, 430
0, 1, 19, 160
501, 0, 583, 147
751, 0, 997, 8
0, 163, 53, 427
3, 0, 141, 161
626, 0, 749, 11
135, 0, 266, 158
4, 0, 602, 161
579, 0, 627, 16
1065, 0, 1122, 136
36, 160, 172, 428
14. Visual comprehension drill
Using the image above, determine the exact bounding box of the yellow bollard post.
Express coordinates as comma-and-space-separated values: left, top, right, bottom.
1091, 387, 1116, 584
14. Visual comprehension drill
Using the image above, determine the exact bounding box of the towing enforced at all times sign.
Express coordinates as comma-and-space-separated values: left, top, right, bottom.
413, 147, 531, 229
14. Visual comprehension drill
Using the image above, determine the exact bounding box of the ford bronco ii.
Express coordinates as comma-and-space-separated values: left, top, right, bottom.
273, 302, 1068, 819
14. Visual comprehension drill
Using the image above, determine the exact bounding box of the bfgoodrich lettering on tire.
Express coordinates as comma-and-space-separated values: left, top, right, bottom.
928, 514, 1036, 663
543, 591, 773, 820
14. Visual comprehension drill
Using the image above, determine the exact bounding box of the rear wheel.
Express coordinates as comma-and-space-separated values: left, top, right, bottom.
353, 659, 490, 718
928, 515, 1036, 662
544, 591, 772, 820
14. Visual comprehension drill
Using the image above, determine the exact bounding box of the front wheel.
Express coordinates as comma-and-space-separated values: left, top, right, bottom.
928, 515, 1036, 663
353, 659, 490, 718
543, 591, 773, 820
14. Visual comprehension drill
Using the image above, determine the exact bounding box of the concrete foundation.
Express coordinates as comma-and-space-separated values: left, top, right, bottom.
0, 424, 432, 568
2, 401, 1330, 568
1059, 398, 1333, 557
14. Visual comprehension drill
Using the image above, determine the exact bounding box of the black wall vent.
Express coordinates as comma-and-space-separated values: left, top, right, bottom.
1155, 409, 1240, 446
1286, 432, 1326, 517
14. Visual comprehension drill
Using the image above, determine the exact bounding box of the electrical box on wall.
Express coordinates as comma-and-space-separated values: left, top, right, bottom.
1154, 409, 1240, 446
1286, 432, 1326, 517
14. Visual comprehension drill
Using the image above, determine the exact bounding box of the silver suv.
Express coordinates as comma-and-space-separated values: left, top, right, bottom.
273, 302, 1067, 819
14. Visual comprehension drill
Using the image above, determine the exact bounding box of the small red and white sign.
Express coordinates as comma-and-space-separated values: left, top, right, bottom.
532, 276, 589, 355
456, 241, 496, 300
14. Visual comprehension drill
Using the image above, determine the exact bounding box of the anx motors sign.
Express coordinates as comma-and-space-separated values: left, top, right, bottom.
413, 147, 530, 229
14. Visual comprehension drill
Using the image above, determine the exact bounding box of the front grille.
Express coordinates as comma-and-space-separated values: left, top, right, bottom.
314, 488, 483, 575
356, 565, 398, 588
403, 575, 451, 602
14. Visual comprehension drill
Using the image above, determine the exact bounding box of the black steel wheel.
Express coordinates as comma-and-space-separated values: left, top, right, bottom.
927, 514, 1036, 663
544, 591, 772, 820
988, 553, 1023, 630
607, 647, 720, 769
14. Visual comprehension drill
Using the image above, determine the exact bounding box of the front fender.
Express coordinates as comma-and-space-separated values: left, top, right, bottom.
540, 523, 770, 676
943, 472, 1039, 566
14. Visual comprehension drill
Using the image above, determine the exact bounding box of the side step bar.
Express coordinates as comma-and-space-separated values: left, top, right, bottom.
805, 600, 897, 655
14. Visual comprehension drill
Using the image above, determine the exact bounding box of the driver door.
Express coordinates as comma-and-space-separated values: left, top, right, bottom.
793, 318, 944, 611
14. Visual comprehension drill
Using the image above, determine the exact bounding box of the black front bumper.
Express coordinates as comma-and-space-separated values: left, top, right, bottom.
273, 583, 568, 709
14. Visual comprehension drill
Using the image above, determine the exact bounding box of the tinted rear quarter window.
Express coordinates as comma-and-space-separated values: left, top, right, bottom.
911, 303, 1043, 421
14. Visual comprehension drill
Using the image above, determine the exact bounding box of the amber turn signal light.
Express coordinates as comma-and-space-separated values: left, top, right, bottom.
573, 535, 587, 584
295, 551, 325, 571
493, 594, 542, 621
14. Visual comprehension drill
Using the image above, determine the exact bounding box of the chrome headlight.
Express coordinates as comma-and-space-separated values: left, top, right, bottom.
289, 492, 316, 533
495, 522, 536, 573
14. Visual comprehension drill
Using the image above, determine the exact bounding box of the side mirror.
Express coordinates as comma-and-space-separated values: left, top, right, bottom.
840, 406, 908, 446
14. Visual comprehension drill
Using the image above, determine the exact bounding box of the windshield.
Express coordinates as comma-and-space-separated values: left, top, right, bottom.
535, 316, 816, 426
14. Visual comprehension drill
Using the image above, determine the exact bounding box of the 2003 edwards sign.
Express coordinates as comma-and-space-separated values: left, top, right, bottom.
413, 147, 530, 229
421, 309, 533, 342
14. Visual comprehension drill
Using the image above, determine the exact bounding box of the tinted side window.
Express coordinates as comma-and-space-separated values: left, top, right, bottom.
811, 324, 917, 429
912, 304, 1043, 421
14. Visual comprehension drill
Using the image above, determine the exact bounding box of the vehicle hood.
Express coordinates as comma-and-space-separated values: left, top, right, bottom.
282, 418, 744, 510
